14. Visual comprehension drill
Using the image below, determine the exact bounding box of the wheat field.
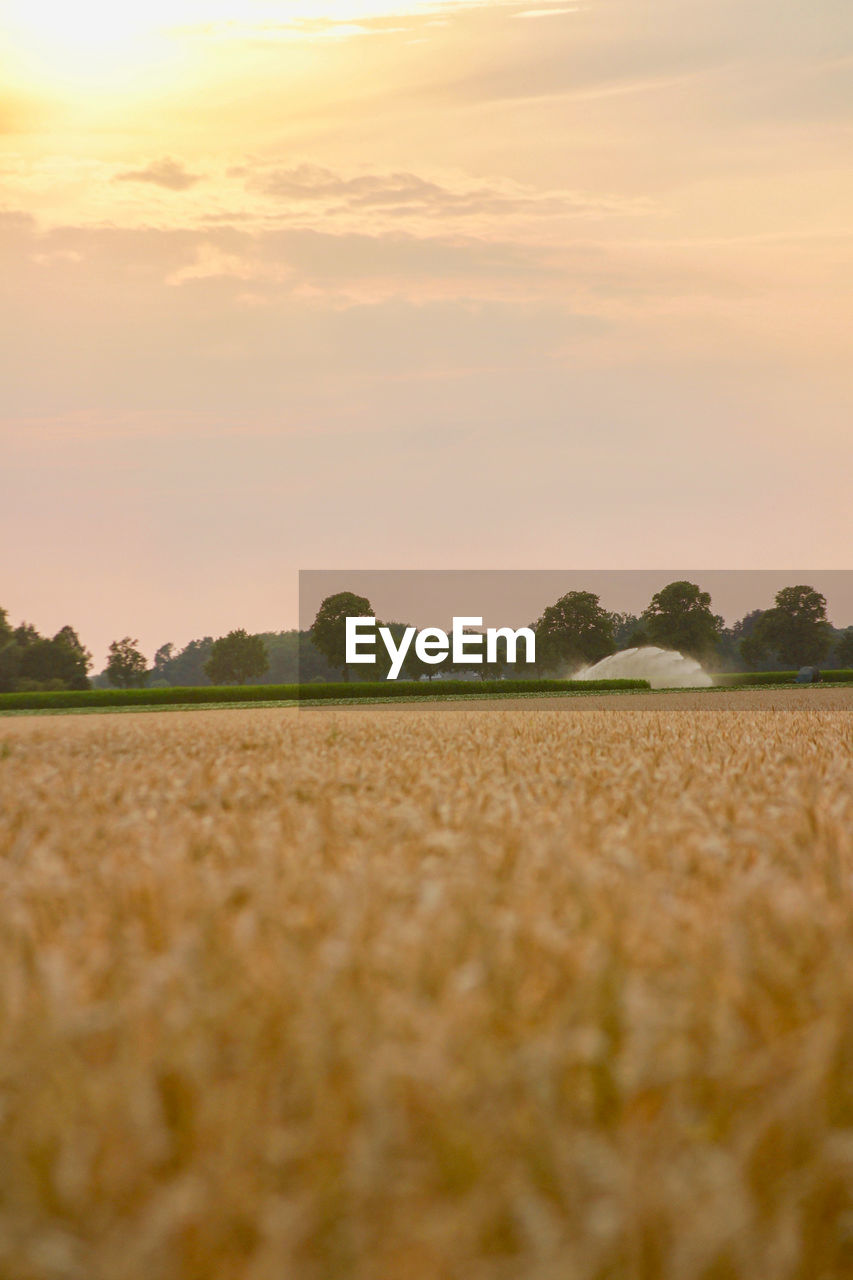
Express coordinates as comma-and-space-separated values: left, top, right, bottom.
1, 694, 852, 1279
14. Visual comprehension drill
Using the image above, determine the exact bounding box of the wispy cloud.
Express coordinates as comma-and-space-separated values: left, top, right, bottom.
115, 157, 202, 191
240, 161, 653, 226
513, 7, 580, 18
178, 1, 578, 43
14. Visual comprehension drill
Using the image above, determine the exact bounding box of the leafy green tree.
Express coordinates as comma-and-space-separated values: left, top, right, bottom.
627, 626, 650, 648
0, 648, 20, 692
204, 630, 269, 685
642, 581, 722, 660
610, 612, 651, 650
744, 586, 832, 668
0, 609, 20, 692
835, 628, 853, 668
258, 630, 338, 684
297, 631, 339, 684
153, 643, 175, 679
14, 623, 40, 648
130, 639, 213, 688
144, 628, 398, 687
534, 591, 615, 673
739, 632, 767, 670
718, 610, 773, 671
53, 626, 92, 688
610, 612, 642, 649
310, 592, 374, 682
0, 613, 91, 691
257, 632, 299, 684
18, 640, 70, 685
731, 610, 766, 642
170, 638, 214, 686
106, 637, 148, 688
19, 629, 91, 689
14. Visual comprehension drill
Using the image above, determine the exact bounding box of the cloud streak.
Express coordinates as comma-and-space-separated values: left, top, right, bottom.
240, 161, 654, 231
115, 157, 202, 191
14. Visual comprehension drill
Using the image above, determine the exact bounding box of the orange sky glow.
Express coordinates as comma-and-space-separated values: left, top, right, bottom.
2, 0, 852, 664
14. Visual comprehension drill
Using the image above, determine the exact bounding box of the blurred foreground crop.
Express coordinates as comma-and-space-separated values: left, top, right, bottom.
1, 696, 852, 1279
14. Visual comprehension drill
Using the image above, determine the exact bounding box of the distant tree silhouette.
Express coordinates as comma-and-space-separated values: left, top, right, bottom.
106, 637, 148, 688
610, 612, 641, 649
835, 629, 853, 668
0, 609, 19, 692
0, 615, 91, 690
53, 626, 92, 688
19, 628, 91, 689
535, 591, 615, 673
311, 592, 374, 682
742, 586, 832, 668
642, 581, 722, 661
14, 623, 40, 648
204, 630, 269, 686
152, 643, 175, 681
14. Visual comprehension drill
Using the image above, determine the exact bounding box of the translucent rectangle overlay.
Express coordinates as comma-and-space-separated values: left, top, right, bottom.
297, 570, 853, 690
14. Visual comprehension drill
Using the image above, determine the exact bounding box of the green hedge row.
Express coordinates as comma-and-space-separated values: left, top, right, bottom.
0, 677, 650, 711
714, 670, 853, 687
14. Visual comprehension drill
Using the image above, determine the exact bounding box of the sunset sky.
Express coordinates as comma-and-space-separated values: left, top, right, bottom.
2, 0, 852, 664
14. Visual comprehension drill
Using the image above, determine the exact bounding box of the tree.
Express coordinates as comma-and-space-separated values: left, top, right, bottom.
745, 585, 832, 668
153, 643, 175, 677
0, 609, 20, 693
627, 625, 650, 648
739, 632, 767, 671
835, 629, 853, 668
0, 612, 91, 691
735, 608, 790, 671
730, 610, 765, 644
53, 626, 92, 688
204, 630, 269, 686
259, 630, 338, 684
19, 630, 91, 689
642, 581, 722, 660
168, 638, 214, 686
106, 637, 148, 688
0, 618, 90, 691
310, 592, 374, 682
14, 623, 40, 648
610, 612, 641, 650
611, 611, 651, 650
18, 640, 71, 686
297, 631, 339, 684
147, 643, 176, 688
534, 591, 615, 673
717, 610, 770, 671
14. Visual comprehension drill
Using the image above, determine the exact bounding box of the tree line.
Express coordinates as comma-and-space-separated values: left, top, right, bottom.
0, 611, 92, 693
310, 582, 853, 682
1, 582, 851, 694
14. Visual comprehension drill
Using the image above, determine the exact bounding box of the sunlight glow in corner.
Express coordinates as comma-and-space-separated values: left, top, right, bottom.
1, 0, 543, 92
3, 0, 177, 88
